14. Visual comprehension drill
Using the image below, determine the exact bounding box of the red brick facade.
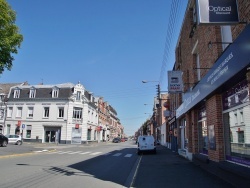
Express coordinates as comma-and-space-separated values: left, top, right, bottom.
170, 0, 250, 165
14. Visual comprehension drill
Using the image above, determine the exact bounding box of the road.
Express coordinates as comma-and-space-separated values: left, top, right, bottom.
0, 141, 234, 188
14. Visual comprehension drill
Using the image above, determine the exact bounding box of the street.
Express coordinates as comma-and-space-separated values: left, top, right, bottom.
0, 141, 234, 188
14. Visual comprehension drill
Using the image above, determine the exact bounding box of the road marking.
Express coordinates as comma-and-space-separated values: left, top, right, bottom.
113, 153, 122, 157
80, 152, 91, 155
67, 151, 83, 154
57, 151, 73, 154
90, 152, 102, 155
103, 152, 111, 156
124, 154, 132, 157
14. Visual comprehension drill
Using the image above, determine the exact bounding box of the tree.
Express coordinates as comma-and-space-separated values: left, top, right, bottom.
0, 0, 23, 74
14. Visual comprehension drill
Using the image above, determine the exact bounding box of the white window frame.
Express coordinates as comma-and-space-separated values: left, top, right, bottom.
27, 107, 34, 118
7, 107, 13, 117
29, 88, 36, 98
52, 88, 59, 98
16, 107, 22, 118
58, 107, 64, 118
76, 91, 81, 101
73, 107, 82, 119
14, 89, 20, 98
44, 107, 50, 118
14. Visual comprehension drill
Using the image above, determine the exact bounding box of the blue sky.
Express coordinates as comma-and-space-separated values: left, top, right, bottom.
2, 0, 187, 136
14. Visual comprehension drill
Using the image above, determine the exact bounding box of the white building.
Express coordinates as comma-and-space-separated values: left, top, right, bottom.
4, 82, 99, 144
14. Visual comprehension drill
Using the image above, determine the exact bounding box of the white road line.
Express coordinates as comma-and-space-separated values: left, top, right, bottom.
90, 152, 102, 155
57, 151, 73, 154
124, 154, 132, 158
68, 151, 83, 154
79, 152, 91, 155
113, 153, 122, 157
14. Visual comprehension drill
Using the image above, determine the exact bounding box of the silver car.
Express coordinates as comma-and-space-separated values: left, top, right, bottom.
5, 134, 23, 145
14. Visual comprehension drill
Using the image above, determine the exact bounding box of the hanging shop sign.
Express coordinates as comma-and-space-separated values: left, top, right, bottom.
176, 24, 250, 118
168, 71, 183, 93
197, 0, 239, 25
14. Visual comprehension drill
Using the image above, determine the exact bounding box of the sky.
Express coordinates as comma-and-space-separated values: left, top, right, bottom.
2, 0, 188, 136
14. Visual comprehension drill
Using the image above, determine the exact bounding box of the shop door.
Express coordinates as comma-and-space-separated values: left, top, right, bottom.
45, 130, 56, 143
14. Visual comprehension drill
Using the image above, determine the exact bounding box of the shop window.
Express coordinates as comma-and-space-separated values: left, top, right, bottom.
87, 129, 91, 140
198, 120, 208, 154
238, 131, 244, 143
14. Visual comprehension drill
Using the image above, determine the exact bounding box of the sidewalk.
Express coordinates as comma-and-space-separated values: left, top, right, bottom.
132, 146, 236, 188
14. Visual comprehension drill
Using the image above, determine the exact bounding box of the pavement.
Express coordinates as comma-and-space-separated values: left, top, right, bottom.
131, 145, 236, 188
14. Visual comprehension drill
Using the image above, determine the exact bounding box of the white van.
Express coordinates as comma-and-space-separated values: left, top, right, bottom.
137, 135, 156, 155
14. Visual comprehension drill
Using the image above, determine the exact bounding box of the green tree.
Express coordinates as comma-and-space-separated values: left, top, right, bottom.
0, 0, 23, 74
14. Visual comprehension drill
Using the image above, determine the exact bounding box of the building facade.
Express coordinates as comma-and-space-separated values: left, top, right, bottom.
4, 82, 101, 144
170, 0, 250, 171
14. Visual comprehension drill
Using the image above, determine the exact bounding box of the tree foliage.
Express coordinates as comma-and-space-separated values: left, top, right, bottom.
0, 0, 23, 74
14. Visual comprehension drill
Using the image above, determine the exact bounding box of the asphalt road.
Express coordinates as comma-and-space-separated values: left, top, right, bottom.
0, 141, 235, 188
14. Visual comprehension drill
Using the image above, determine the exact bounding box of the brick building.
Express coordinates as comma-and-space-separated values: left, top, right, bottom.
169, 0, 250, 185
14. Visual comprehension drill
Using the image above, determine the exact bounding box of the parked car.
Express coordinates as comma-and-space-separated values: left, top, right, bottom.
112, 137, 121, 143
0, 133, 8, 147
5, 134, 23, 145
137, 135, 156, 155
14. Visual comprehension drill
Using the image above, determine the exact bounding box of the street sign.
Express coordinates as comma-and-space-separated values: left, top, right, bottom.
22, 124, 25, 129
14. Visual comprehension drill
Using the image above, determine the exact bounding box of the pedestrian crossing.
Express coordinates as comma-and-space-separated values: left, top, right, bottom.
34, 150, 134, 158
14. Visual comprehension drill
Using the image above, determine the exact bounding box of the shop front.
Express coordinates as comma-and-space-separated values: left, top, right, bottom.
176, 24, 250, 165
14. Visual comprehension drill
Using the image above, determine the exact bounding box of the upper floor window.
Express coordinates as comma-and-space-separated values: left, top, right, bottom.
29, 88, 36, 98
52, 88, 59, 98
16, 107, 22, 118
27, 107, 34, 118
58, 107, 64, 118
76, 91, 81, 101
44, 107, 50, 118
14, 89, 20, 98
7, 107, 13, 117
73, 107, 82, 119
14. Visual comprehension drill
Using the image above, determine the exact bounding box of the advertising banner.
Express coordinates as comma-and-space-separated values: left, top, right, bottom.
168, 71, 183, 93
197, 0, 239, 25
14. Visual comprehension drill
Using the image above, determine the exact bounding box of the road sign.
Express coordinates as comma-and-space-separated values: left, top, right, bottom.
22, 124, 25, 129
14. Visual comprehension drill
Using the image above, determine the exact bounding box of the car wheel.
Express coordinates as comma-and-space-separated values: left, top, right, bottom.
17, 141, 22, 145
2, 141, 7, 147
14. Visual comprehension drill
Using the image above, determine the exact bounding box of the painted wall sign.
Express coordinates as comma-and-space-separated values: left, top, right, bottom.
176, 24, 250, 118
197, 0, 239, 25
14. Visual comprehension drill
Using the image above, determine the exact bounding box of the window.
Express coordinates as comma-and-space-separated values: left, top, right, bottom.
44, 107, 49, 118
87, 129, 91, 140
7, 107, 13, 117
73, 107, 82, 119
58, 107, 64, 118
52, 88, 59, 98
14, 89, 20, 98
240, 109, 244, 123
195, 54, 201, 81
238, 131, 244, 143
27, 107, 34, 118
76, 91, 81, 101
16, 107, 22, 117
26, 125, 32, 138
29, 88, 36, 98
